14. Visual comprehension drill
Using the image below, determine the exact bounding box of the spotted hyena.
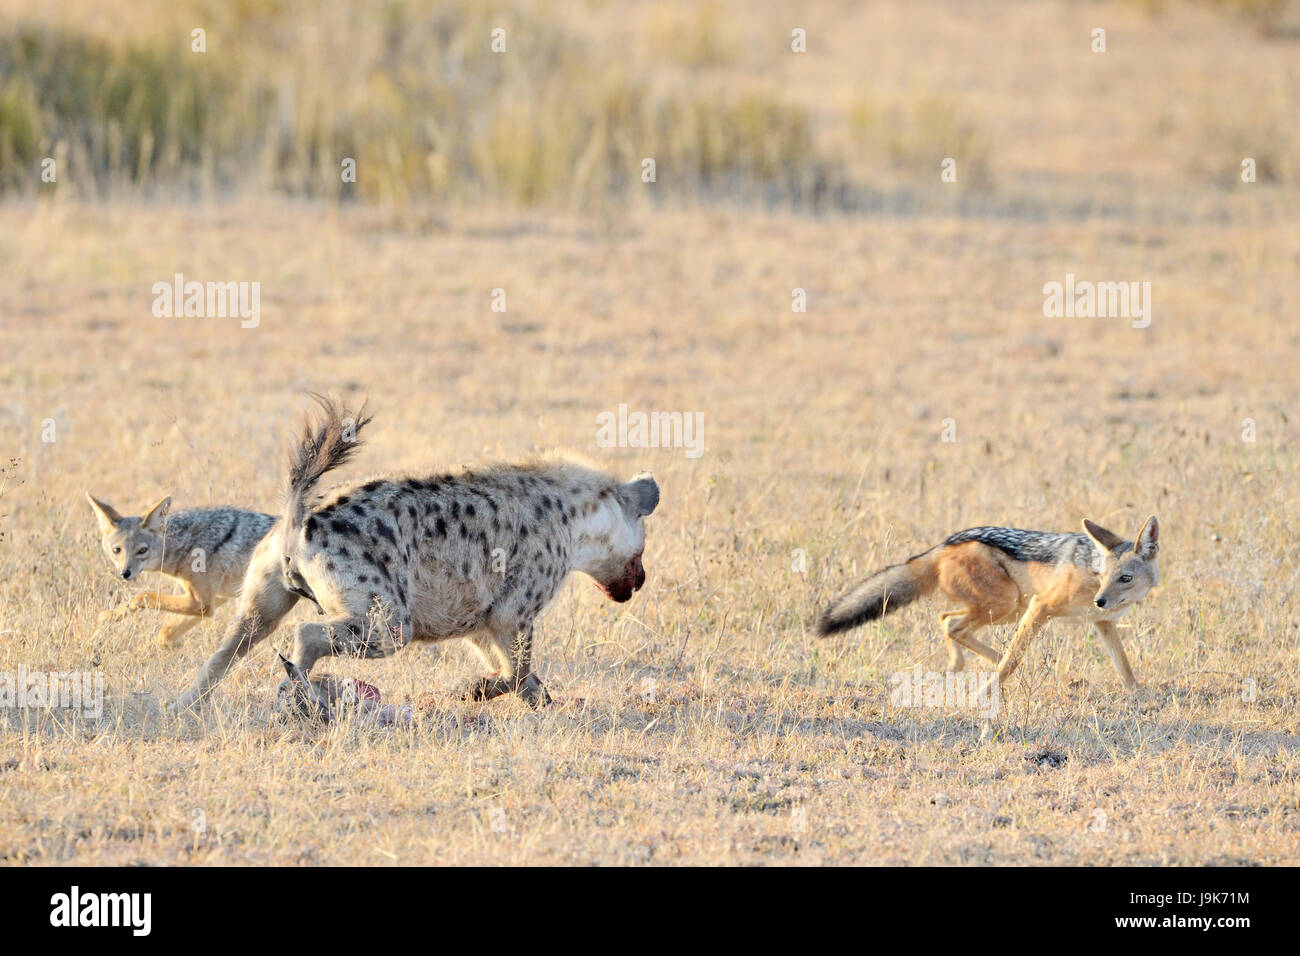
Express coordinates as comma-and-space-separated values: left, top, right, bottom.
176, 396, 659, 712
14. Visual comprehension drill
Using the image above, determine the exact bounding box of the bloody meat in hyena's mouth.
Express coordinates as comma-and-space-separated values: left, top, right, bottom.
598, 553, 646, 602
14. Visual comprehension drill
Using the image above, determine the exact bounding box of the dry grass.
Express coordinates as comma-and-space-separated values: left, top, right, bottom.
1, 0, 1299, 865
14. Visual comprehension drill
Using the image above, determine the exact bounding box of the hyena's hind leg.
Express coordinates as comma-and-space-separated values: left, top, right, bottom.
289, 602, 413, 674
175, 546, 298, 710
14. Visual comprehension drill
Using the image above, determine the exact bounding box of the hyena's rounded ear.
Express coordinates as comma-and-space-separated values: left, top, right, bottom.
1135, 515, 1159, 558
623, 474, 659, 517
85, 493, 123, 533
142, 495, 172, 530
1082, 518, 1124, 551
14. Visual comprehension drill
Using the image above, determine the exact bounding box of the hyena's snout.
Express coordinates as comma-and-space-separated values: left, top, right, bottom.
599, 553, 646, 603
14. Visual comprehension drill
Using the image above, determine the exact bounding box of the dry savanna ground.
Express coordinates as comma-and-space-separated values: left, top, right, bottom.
1, 0, 1299, 865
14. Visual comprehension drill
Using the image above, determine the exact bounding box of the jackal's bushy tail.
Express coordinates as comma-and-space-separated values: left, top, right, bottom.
815, 547, 941, 636
285, 393, 373, 530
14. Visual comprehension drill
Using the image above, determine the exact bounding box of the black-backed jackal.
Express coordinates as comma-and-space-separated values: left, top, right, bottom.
816, 517, 1160, 689
87, 493, 275, 647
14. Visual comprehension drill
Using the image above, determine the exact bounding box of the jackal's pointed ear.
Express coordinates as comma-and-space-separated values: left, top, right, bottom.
85, 493, 123, 533
622, 474, 659, 518
1134, 515, 1159, 559
1082, 518, 1124, 552
141, 495, 172, 530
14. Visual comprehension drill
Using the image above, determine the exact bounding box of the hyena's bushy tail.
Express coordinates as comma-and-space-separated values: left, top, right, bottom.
814, 547, 941, 637
284, 393, 373, 531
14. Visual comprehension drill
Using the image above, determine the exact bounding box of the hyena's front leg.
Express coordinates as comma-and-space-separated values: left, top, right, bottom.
460, 633, 512, 702
462, 624, 551, 707
507, 624, 551, 707
1093, 620, 1138, 690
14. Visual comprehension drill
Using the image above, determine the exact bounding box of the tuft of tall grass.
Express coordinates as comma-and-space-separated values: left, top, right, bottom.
0, 1, 836, 208
1121, 0, 1291, 34
849, 90, 992, 189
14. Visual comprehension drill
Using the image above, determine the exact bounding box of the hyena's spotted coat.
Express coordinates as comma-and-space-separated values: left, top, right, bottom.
177, 397, 659, 711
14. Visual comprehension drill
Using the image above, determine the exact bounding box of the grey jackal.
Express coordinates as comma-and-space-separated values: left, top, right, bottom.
816, 517, 1160, 688
87, 493, 275, 647
176, 396, 660, 711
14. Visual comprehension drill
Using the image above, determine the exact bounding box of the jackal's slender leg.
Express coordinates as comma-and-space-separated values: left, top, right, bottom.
1093, 620, 1138, 689
466, 632, 508, 670
462, 673, 514, 702
940, 612, 965, 670
98, 590, 182, 623
156, 614, 203, 647
153, 584, 220, 647
993, 597, 1051, 686
102, 583, 213, 624
132, 590, 206, 614
156, 597, 227, 647
942, 611, 1003, 668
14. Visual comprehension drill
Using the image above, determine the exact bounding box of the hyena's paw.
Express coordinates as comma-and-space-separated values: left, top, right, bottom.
165, 690, 208, 719
462, 675, 513, 703
517, 674, 552, 709
462, 674, 552, 708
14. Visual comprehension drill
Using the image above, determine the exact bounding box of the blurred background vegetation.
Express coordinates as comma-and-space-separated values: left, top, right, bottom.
0, 0, 1296, 210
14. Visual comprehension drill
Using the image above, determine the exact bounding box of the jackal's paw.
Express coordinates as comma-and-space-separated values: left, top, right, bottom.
98, 605, 130, 624
980, 676, 1005, 701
